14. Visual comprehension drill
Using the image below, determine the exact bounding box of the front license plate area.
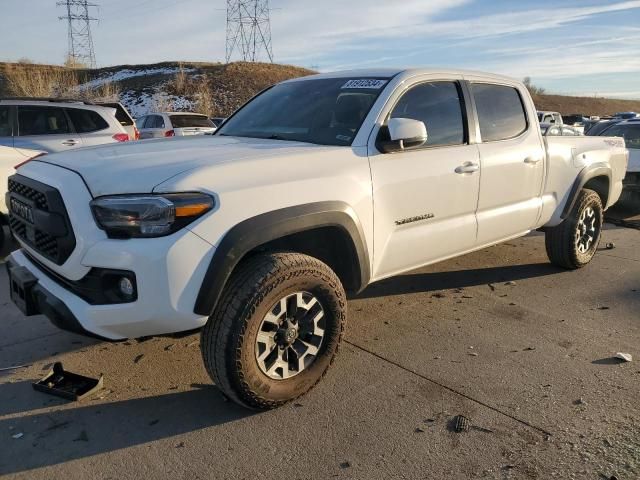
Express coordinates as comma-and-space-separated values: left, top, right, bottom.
8, 266, 39, 316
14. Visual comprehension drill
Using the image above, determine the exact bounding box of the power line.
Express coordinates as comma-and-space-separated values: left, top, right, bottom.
225, 0, 273, 63
57, 0, 98, 68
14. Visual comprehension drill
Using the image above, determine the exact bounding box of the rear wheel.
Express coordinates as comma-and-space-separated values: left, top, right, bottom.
545, 188, 603, 269
200, 252, 346, 409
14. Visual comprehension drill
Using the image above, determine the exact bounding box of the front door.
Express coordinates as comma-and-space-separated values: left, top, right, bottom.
369, 80, 481, 279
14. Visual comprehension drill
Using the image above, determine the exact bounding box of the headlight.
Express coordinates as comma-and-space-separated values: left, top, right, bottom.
90, 193, 214, 238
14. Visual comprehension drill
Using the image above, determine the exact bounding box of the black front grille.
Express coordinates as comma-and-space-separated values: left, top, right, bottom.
6, 174, 76, 265
8, 178, 49, 210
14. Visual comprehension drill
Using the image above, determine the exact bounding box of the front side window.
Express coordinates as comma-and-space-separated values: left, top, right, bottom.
389, 81, 465, 147
472, 84, 528, 142
604, 124, 640, 149
67, 108, 109, 133
0, 106, 11, 136
18, 106, 70, 136
218, 77, 389, 146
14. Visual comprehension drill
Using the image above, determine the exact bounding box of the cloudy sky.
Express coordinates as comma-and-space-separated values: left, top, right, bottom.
2, 0, 640, 98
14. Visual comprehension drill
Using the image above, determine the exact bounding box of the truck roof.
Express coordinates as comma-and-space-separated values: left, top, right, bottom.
284, 68, 522, 86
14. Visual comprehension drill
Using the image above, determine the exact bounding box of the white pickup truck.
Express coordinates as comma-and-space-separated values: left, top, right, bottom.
5, 69, 628, 409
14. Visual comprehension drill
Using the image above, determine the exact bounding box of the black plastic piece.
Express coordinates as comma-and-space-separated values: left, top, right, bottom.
561, 163, 611, 219
33, 362, 103, 401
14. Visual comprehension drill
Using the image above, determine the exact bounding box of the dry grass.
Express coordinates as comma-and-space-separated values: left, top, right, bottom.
1, 63, 80, 98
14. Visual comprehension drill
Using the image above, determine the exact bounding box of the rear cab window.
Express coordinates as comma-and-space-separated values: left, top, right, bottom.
67, 108, 109, 133
605, 124, 640, 149
169, 115, 214, 128
472, 84, 528, 142
17, 106, 70, 136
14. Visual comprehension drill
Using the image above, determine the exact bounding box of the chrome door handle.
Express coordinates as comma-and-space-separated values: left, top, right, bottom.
455, 162, 479, 174
61, 139, 78, 146
524, 156, 541, 164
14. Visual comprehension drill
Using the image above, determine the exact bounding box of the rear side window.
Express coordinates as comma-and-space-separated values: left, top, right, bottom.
169, 115, 214, 128
67, 108, 109, 133
605, 124, 640, 149
390, 81, 466, 147
98, 103, 133, 126
0, 106, 11, 136
472, 84, 528, 142
18, 107, 70, 136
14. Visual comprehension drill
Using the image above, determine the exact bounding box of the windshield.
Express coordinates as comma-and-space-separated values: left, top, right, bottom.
217, 77, 390, 146
170, 115, 214, 128
603, 124, 640, 149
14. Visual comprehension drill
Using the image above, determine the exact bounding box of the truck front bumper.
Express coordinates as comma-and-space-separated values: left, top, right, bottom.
6, 230, 215, 340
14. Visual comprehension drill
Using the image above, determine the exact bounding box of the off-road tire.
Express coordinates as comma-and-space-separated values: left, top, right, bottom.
200, 252, 347, 409
545, 188, 603, 269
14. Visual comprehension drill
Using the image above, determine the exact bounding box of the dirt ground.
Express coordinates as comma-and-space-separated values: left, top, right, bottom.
0, 223, 638, 480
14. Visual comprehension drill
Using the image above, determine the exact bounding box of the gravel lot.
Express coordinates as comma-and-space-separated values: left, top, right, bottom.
0, 224, 638, 479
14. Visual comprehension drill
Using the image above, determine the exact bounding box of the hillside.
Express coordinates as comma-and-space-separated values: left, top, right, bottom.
1, 61, 640, 119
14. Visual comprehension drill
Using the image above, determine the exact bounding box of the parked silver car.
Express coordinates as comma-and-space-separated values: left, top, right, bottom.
0, 98, 130, 153
135, 112, 216, 139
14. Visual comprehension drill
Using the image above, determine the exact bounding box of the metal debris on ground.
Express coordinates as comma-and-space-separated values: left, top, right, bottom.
11, 433, 24, 439
605, 242, 615, 249
615, 352, 632, 362
454, 415, 470, 432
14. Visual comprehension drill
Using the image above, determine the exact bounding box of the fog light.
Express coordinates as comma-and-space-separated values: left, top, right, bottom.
119, 277, 134, 297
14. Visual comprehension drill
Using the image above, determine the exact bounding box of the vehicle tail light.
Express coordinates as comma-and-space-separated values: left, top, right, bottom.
165, 130, 175, 137
14, 152, 47, 170
112, 133, 130, 142
133, 126, 140, 140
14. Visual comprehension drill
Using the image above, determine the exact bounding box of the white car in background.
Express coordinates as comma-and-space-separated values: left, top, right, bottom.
0, 98, 130, 153
0, 145, 45, 251
136, 112, 216, 139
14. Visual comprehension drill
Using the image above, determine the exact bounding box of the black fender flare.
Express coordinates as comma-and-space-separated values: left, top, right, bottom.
193, 201, 371, 316
560, 162, 611, 220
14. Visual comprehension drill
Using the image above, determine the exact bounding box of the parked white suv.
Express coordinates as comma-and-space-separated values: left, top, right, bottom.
136, 112, 216, 139
0, 98, 130, 153
6, 69, 628, 409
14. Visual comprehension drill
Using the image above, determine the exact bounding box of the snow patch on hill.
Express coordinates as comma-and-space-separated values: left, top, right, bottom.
78, 67, 194, 91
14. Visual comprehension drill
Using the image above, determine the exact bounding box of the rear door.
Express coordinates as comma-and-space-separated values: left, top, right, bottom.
66, 107, 115, 146
469, 82, 545, 245
369, 79, 481, 278
13, 106, 83, 153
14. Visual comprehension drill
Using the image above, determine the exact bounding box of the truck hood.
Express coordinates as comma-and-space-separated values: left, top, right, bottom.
31, 136, 326, 197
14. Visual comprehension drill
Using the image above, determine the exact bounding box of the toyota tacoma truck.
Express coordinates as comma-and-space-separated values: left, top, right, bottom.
5, 69, 628, 409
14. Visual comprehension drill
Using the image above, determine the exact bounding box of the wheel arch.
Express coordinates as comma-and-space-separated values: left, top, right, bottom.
561, 163, 611, 219
193, 201, 370, 316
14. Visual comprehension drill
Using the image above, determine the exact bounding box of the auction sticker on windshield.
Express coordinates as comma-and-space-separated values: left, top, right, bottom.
342, 79, 387, 89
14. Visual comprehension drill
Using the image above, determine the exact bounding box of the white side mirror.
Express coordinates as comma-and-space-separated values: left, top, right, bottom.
386, 118, 428, 151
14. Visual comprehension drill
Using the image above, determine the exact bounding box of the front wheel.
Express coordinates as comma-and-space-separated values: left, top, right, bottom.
200, 252, 346, 409
545, 188, 603, 269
